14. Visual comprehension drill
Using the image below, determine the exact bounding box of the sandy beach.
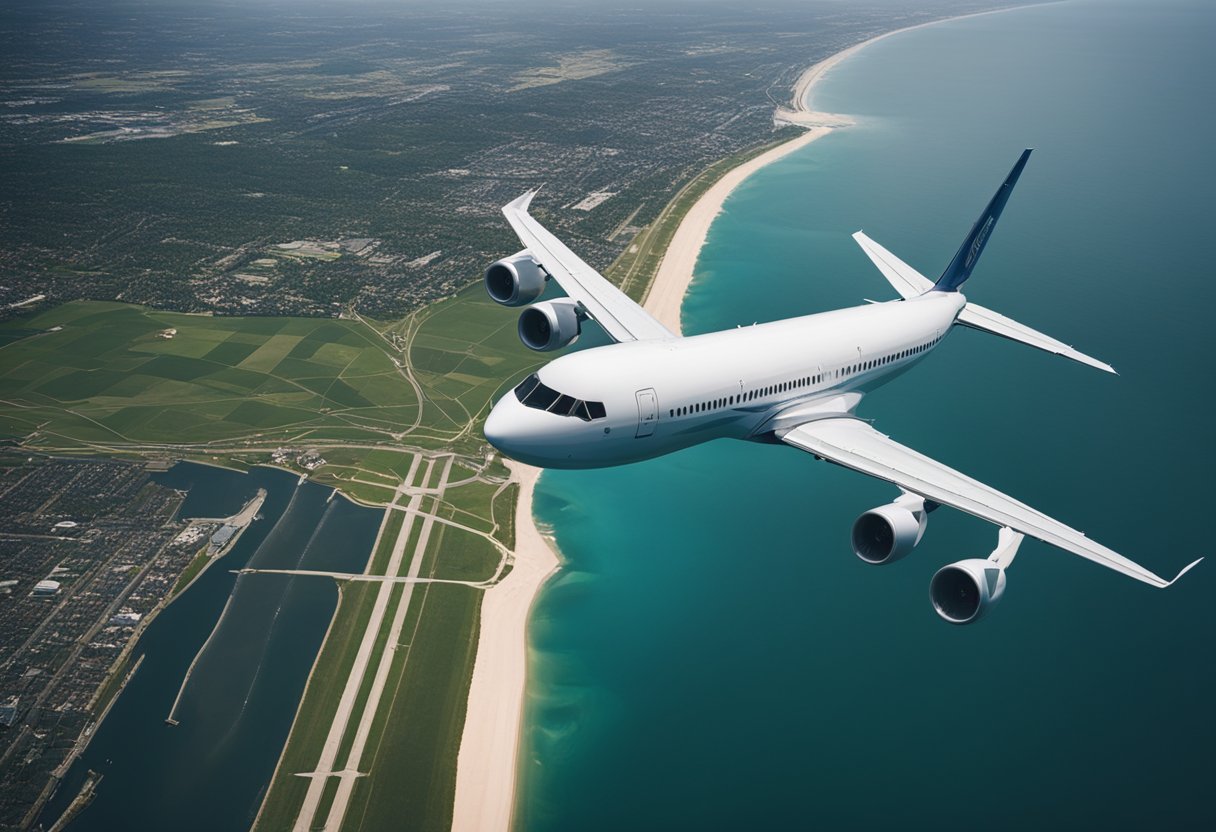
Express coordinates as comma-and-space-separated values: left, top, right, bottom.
450, 8, 1025, 828
451, 461, 556, 831
449, 41, 855, 829
643, 42, 864, 333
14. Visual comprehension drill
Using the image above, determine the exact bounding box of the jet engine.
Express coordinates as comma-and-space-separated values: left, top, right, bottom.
485, 250, 546, 307
850, 495, 928, 564
929, 559, 1006, 624
518, 299, 581, 351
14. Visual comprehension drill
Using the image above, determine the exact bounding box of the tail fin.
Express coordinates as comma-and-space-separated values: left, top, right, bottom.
933, 149, 1032, 292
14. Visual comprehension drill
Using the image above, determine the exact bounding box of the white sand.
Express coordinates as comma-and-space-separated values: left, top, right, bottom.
642, 128, 835, 333
642, 38, 876, 333
451, 461, 557, 832
451, 9, 1023, 828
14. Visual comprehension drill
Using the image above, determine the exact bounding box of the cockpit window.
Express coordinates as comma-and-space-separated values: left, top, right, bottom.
523, 379, 560, 411
551, 394, 577, 416
513, 373, 606, 422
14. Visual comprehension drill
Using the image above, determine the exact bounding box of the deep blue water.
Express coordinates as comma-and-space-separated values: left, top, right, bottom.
523, 1, 1215, 829
40, 463, 379, 831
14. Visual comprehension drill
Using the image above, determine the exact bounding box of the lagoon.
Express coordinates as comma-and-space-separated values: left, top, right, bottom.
40, 463, 379, 831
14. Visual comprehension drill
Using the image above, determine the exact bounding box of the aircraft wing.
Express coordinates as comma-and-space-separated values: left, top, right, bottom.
780, 416, 1202, 588
502, 191, 674, 343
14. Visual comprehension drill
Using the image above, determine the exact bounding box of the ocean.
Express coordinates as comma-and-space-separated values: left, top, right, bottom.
522, 1, 1215, 829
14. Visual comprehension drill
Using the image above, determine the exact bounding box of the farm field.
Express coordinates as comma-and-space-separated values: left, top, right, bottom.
0, 284, 542, 498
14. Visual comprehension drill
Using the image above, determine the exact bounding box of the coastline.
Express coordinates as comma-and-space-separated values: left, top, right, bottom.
451, 461, 558, 832
451, 6, 1031, 828
641, 42, 858, 333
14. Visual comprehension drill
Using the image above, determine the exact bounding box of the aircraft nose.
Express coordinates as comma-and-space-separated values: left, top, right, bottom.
483, 394, 515, 451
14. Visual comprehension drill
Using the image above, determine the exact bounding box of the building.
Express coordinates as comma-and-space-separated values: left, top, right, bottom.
210, 525, 237, 548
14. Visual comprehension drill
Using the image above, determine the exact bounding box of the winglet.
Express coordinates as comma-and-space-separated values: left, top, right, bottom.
505, 188, 539, 215
1164, 557, 1203, 587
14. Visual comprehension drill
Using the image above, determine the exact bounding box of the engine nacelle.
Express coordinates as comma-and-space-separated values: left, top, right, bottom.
851, 497, 927, 564
485, 250, 546, 307
929, 559, 1006, 624
518, 299, 581, 352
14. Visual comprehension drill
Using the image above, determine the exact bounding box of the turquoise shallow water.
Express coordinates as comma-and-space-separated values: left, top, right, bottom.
523, 1, 1215, 829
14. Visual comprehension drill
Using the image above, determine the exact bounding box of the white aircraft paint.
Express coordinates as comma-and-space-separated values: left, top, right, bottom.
481, 152, 1201, 621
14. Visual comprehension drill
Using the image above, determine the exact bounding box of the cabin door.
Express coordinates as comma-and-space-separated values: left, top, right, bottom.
635, 388, 658, 438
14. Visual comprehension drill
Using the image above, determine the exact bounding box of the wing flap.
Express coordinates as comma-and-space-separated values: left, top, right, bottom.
781, 417, 1200, 588
503, 192, 673, 343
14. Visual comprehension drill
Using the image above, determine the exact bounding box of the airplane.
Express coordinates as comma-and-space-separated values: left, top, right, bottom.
480, 149, 1202, 624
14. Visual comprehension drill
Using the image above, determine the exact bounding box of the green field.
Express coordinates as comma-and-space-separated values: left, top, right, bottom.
0, 302, 413, 447
253, 457, 503, 831
0, 284, 540, 495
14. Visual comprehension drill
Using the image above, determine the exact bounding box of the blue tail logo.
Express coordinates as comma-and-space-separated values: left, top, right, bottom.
933, 149, 1032, 293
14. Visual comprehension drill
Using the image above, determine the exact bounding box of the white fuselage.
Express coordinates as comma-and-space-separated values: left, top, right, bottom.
484, 291, 966, 469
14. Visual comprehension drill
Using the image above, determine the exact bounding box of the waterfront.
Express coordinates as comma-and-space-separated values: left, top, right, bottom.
523, 1, 1215, 829
39, 463, 379, 831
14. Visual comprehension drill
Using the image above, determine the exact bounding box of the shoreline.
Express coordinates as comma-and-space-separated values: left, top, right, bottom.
452, 460, 558, 831
641, 33, 861, 333
451, 6, 1033, 828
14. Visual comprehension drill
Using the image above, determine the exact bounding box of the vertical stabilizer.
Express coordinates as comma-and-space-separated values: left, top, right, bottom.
933, 149, 1032, 292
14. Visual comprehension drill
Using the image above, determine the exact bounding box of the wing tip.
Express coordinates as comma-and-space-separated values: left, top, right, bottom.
1164, 557, 1203, 587
503, 186, 542, 215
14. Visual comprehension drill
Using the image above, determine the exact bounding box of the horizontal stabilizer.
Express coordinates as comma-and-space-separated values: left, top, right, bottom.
956, 302, 1116, 374
852, 231, 934, 299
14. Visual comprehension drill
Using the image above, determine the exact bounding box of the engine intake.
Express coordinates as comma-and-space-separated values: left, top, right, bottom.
485, 250, 546, 307
929, 559, 1006, 624
851, 497, 927, 564
518, 299, 581, 352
